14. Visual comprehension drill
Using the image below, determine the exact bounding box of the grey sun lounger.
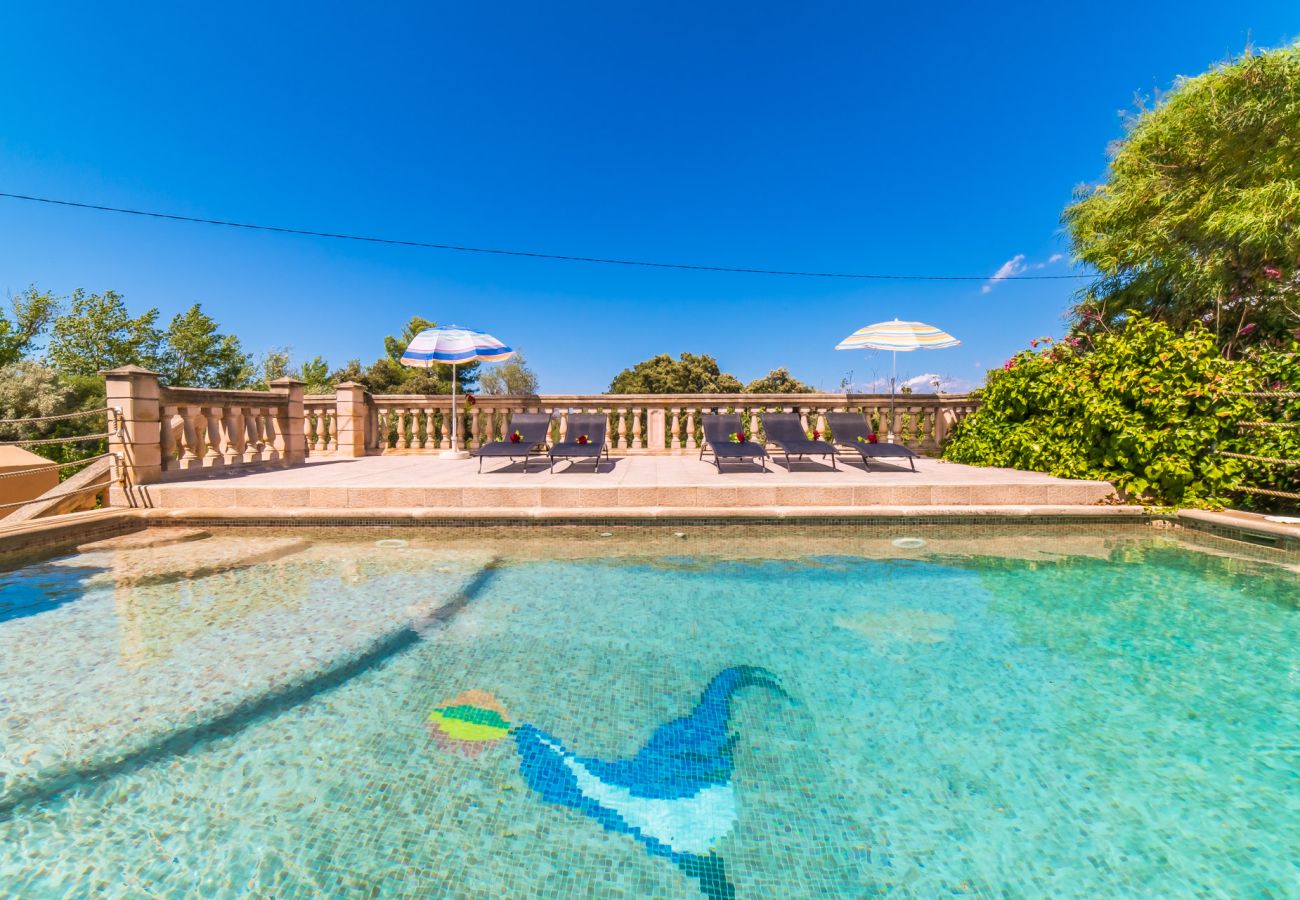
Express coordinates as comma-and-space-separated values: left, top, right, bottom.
549, 413, 612, 472
761, 413, 838, 470
473, 412, 553, 472
699, 413, 768, 472
825, 412, 918, 471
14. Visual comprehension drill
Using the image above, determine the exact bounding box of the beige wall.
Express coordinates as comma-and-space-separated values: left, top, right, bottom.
0, 446, 60, 520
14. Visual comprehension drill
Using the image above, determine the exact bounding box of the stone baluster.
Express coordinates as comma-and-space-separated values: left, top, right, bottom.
748, 407, 761, 440
684, 408, 697, 450
438, 404, 451, 450
220, 406, 242, 464
815, 408, 828, 437
630, 406, 642, 450
245, 406, 265, 461
160, 405, 178, 471
470, 406, 481, 449
202, 406, 225, 465
617, 408, 629, 450
670, 406, 682, 450
558, 410, 569, 443
177, 406, 200, 468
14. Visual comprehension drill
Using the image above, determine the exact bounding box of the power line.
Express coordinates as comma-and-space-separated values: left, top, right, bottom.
0, 190, 1091, 283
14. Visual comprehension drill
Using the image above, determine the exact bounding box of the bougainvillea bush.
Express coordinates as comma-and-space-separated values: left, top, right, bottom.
942, 315, 1297, 506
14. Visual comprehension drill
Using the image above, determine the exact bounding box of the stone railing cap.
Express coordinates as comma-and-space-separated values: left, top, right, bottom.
99, 364, 160, 377
268, 377, 306, 386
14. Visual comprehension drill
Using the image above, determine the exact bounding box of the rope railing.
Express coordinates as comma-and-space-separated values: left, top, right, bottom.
1237, 486, 1300, 502
1236, 420, 1298, 429
0, 432, 116, 447
0, 406, 121, 447
0, 481, 114, 512
0, 452, 118, 481
1218, 450, 1300, 467
0, 406, 119, 426
1221, 390, 1300, 399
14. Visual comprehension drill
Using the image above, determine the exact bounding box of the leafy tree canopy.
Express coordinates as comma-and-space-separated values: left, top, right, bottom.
358, 316, 480, 394
745, 367, 813, 393
608, 352, 743, 394
0, 287, 58, 367
943, 314, 1298, 506
46, 289, 165, 377
159, 304, 254, 388
1064, 44, 1300, 353
479, 350, 539, 395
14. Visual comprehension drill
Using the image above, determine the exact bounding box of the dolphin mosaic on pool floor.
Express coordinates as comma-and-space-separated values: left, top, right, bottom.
430, 667, 789, 899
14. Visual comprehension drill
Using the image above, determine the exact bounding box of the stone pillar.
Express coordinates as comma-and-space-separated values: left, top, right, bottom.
334, 382, 371, 458
646, 407, 666, 451
269, 377, 306, 465
102, 365, 163, 491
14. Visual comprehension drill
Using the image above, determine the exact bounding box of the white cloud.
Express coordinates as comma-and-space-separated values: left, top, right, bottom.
981, 252, 1066, 293
847, 373, 973, 394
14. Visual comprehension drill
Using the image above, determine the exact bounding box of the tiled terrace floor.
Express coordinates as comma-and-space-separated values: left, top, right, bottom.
123, 454, 1119, 514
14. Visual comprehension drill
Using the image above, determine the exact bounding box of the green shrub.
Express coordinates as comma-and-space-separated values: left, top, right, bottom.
943, 316, 1298, 506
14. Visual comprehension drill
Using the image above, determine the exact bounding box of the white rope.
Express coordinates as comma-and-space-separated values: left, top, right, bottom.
0, 452, 116, 481
0, 481, 111, 512
0, 407, 115, 426
0, 431, 114, 447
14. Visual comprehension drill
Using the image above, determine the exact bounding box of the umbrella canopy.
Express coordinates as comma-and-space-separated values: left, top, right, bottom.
400, 325, 514, 367
834, 319, 960, 352
400, 325, 514, 458
834, 319, 960, 443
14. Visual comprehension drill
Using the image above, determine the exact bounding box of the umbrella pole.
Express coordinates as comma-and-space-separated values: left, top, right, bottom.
888, 350, 897, 443
441, 362, 469, 459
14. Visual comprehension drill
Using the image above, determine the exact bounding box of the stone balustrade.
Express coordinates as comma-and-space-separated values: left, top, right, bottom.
302, 391, 979, 458
107, 366, 978, 487
104, 367, 306, 488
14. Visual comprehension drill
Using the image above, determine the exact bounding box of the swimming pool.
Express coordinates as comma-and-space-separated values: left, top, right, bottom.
0, 524, 1295, 897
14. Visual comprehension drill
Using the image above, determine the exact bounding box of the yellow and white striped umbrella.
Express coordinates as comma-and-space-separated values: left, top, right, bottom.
834, 319, 959, 443
834, 319, 960, 352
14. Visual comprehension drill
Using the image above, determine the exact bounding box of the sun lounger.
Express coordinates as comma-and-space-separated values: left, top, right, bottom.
761, 413, 838, 470
825, 412, 917, 471
473, 412, 553, 472
549, 413, 612, 472
699, 413, 768, 472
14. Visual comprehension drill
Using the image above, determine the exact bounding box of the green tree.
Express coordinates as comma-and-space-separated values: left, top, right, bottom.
0, 286, 58, 366
361, 317, 480, 394
1064, 45, 1300, 353
159, 303, 254, 388
257, 347, 293, 386
608, 352, 743, 393
479, 351, 539, 395
941, 315, 1296, 506
46, 289, 164, 376
298, 355, 332, 393
744, 367, 813, 393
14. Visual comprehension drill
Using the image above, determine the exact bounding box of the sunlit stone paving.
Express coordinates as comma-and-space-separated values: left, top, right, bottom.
0, 525, 1295, 897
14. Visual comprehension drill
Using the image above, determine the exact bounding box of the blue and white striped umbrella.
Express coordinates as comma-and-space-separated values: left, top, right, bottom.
400, 325, 514, 457
400, 325, 514, 367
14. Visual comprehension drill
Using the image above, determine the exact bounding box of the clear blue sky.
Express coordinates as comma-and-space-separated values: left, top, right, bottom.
1, 3, 1295, 393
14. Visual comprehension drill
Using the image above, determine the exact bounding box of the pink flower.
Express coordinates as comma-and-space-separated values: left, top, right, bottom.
1238, 322, 1257, 337
1002, 359, 1016, 371
1264, 266, 1282, 280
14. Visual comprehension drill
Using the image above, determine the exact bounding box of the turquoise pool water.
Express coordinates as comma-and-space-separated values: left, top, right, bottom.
0, 526, 1296, 897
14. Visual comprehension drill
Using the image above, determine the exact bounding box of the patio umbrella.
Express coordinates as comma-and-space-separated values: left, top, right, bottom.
401, 324, 514, 458
834, 319, 960, 442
